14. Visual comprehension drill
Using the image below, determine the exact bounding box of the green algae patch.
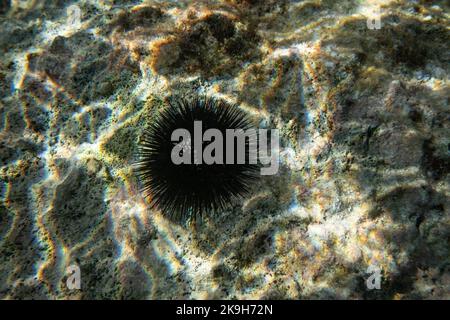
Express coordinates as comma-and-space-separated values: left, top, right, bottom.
99, 123, 137, 164
99, 95, 165, 166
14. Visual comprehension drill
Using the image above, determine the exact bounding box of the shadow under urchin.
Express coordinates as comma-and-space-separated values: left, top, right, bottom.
134, 96, 260, 222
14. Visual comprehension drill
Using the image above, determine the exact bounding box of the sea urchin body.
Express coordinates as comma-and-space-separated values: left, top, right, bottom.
134, 97, 259, 221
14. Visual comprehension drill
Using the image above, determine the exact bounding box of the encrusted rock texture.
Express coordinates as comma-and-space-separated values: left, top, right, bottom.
0, 0, 449, 299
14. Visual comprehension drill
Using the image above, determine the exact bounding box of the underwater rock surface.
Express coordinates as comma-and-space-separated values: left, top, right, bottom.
0, 0, 449, 299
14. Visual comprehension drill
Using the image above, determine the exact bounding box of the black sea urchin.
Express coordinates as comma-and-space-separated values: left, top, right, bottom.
135, 97, 259, 221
